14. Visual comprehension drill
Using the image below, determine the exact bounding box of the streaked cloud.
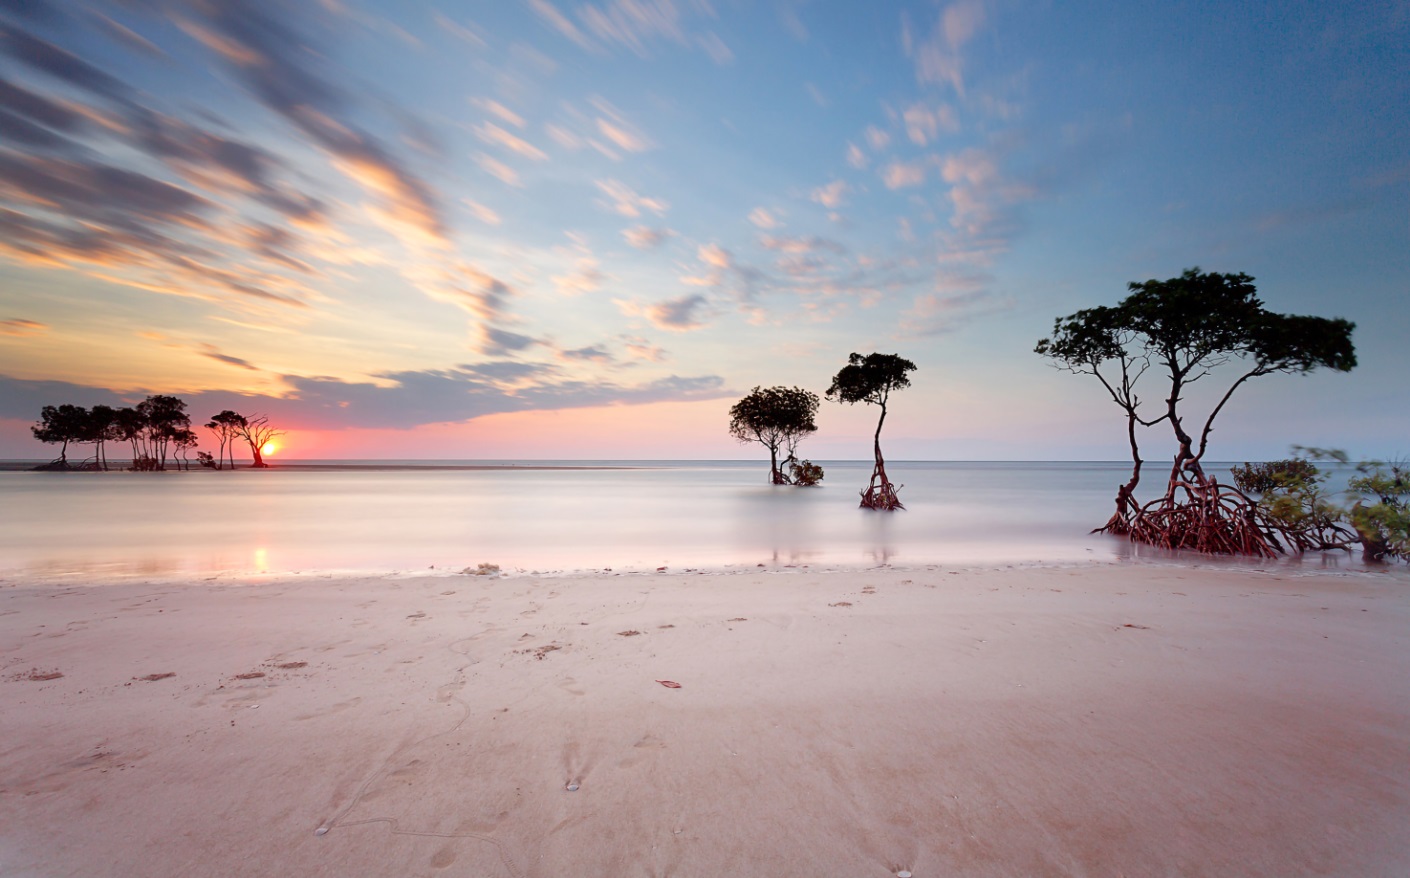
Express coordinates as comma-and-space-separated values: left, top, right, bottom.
475, 122, 549, 161
471, 97, 525, 128
590, 96, 653, 153
898, 286, 1006, 338
748, 207, 780, 229
0, 318, 48, 338
622, 225, 675, 248
697, 32, 734, 64
477, 152, 522, 187
461, 198, 502, 226
531, 0, 728, 63
173, 2, 448, 243
595, 179, 669, 217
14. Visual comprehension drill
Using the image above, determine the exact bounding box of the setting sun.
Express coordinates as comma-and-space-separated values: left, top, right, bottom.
260, 441, 279, 457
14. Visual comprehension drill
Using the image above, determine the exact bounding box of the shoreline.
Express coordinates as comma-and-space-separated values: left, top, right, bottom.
3, 547, 1401, 589
3, 563, 1408, 876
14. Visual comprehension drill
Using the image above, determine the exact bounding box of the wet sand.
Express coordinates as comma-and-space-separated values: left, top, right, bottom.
2, 563, 1408, 877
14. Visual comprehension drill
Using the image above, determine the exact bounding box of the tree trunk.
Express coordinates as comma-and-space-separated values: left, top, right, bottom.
860, 404, 903, 510
250, 441, 266, 468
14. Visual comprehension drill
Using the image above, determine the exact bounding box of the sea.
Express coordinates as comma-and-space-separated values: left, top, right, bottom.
0, 460, 1371, 579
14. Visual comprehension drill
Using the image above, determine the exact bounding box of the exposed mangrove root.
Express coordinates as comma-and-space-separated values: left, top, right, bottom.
1114, 476, 1359, 559
1126, 480, 1281, 557
860, 461, 904, 510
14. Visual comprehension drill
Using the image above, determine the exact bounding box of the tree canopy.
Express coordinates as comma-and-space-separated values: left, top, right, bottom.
728, 386, 819, 485
825, 352, 916, 409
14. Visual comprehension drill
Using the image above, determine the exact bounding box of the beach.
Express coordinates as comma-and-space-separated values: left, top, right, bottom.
2, 562, 1408, 877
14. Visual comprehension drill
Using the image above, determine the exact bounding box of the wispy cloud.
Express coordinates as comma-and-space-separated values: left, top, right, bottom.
881, 157, 931, 189
475, 122, 548, 160
748, 207, 780, 229
471, 97, 525, 128
590, 96, 653, 153
845, 143, 867, 169
622, 225, 675, 248
596, 179, 669, 217
197, 343, 262, 371
550, 239, 606, 296
697, 32, 733, 64
903, 102, 959, 145
617, 293, 712, 332
462, 198, 502, 226
477, 152, 522, 187
531, 0, 729, 64
479, 325, 542, 356
0, 317, 48, 337
898, 286, 1007, 338
621, 335, 668, 361
174, 2, 448, 243
811, 179, 849, 209
902, 1, 987, 95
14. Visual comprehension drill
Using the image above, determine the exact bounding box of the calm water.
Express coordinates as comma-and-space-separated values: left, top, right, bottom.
0, 460, 1354, 579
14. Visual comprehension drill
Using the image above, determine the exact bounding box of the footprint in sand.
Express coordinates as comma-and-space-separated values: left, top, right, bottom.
430, 846, 457, 869
435, 680, 465, 703
295, 697, 362, 721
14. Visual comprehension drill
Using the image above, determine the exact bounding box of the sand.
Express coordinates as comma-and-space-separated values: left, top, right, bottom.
2, 562, 1408, 877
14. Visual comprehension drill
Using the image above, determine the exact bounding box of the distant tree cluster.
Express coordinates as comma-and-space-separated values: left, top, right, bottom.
30, 397, 281, 472
727, 351, 918, 510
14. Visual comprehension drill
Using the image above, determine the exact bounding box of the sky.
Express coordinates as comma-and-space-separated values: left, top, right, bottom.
0, 0, 1406, 461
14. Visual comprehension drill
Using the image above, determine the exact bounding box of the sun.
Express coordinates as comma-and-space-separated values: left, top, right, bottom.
260, 441, 280, 457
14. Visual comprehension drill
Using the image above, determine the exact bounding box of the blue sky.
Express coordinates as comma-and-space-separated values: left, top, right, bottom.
0, 0, 1406, 460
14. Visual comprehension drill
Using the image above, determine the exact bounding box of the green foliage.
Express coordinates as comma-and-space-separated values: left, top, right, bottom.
1259, 448, 1410, 563
1230, 459, 1319, 494
789, 459, 824, 486
1346, 460, 1410, 562
1253, 459, 1345, 544
825, 352, 916, 407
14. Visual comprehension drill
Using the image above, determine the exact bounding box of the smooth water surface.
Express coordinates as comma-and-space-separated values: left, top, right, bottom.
0, 460, 1284, 578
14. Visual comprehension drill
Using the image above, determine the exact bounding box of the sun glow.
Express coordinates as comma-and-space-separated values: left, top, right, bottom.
260, 441, 279, 457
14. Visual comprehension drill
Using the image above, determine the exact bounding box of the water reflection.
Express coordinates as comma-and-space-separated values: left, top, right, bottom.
1, 460, 1326, 579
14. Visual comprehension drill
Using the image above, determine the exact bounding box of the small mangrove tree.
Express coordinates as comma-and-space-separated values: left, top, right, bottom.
826, 352, 916, 510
